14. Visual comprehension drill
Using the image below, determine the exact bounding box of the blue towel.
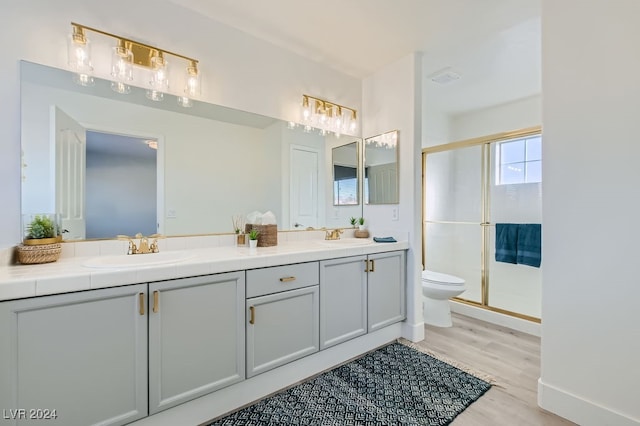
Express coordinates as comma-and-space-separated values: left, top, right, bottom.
373, 236, 397, 243
495, 223, 518, 264
516, 224, 542, 267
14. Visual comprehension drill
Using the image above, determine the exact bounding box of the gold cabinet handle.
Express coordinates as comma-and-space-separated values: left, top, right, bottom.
370, 259, 375, 272
139, 293, 145, 316
279, 276, 296, 283
364, 259, 370, 272
153, 291, 159, 313
249, 306, 255, 325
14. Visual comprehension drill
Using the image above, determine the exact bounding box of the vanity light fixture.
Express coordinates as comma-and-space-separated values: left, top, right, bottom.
297, 95, 358, 136
68, 23, 201, 107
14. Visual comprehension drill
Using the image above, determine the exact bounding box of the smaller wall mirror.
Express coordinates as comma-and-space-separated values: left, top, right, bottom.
332, 142, 360, 206
364, 130, 399, 204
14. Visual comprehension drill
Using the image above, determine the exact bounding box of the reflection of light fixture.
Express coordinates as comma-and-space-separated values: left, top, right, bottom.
368, 131, 398, 149
145, 140, 158, 150
295, 95, 358, 136
68, 23, 201, 106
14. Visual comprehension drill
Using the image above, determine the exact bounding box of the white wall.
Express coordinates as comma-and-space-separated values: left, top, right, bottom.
0, 0, 361, 249
540, 1, 640, 425
362, 53, 423, 341
450, 95, 541, 141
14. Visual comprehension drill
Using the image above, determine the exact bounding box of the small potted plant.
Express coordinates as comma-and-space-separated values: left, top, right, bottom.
349, 217, 357, 228
248, 228, 260, 248
17, 214, 63, 264
358, 217, 366, 231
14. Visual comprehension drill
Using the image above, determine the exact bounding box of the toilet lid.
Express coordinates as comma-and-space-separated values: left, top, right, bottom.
422, 270, 465, 285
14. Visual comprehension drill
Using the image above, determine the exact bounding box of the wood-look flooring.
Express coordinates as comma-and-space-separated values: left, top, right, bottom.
415, 313, 576, 426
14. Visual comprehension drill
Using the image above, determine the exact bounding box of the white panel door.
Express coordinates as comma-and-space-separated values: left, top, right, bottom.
0, 285, 148, 426
290, 146, 319, 229
148, 272, 245, 414
52, 106, 86, 240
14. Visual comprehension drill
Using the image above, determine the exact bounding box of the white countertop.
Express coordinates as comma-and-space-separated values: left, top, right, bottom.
0, 239, 408, 302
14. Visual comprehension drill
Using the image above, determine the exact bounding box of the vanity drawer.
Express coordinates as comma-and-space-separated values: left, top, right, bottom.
246, 262, 319, 298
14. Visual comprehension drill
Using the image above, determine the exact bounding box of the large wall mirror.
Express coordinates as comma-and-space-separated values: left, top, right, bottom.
364, 130, 399, 204
20, 61, 362, 240
332, 142, 359, 206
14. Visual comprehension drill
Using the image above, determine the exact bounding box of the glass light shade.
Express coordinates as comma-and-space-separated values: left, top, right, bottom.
287, 121, 297, 129
68, 32, 94, 86
349, 114, 357, 133
111, 45, 133, 82
177, 96, 193, 108
68, 34, 92, 73
301, 97, 311, 121
184, 65, 200, 97
149, 55, 169, 91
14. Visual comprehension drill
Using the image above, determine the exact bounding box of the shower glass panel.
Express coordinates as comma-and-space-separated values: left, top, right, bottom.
488, 142, 542, 318
424, 145, 483, 303
424, 222, 482, 303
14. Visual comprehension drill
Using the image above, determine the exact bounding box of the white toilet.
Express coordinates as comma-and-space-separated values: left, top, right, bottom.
422, 269, 466, 327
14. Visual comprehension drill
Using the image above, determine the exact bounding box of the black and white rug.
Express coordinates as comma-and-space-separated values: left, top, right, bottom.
207, 342, 491, 425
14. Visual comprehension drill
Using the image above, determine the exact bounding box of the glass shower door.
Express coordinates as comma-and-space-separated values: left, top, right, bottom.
486, 139, 542, 318
424, 145, 484, 303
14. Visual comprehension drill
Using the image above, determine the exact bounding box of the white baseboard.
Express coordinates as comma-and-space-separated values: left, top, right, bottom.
130, 323, 402, 426
538, 378, 640, 426
401, 320, 425, 342
450, 300, 541, 337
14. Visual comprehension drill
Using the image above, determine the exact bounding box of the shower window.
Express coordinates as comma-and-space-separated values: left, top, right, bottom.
496, 135, 542, 185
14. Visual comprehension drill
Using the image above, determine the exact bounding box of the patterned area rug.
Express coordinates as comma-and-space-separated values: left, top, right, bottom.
207, 342, 491, 425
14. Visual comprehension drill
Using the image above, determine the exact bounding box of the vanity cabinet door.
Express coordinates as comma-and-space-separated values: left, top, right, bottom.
0, 285, 148, 426
246, 286, 319, 378
367, 250, 406, 332
148, 272, 245, 414
319, 256, 368, 349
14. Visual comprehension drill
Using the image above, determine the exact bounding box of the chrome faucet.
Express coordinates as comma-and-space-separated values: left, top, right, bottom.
325, 228, 343, 240
119, 233, 163, 255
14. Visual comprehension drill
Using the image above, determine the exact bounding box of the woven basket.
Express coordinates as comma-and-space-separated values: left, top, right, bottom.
17, 243, 62, 264
354, 229, 370, 238
245, 224, 278, 247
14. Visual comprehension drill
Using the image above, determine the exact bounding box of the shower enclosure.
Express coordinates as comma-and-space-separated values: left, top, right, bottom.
422, 127, 542, 321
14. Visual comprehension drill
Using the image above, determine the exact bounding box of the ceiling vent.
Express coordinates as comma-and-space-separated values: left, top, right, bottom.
428, 68, 461, 85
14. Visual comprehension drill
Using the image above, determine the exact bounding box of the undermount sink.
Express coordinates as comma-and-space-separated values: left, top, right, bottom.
82, 251, 194, 269
316, 238, 374, 247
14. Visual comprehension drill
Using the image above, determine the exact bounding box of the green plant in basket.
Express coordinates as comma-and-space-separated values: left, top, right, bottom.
248, 229, 260, 240
25, 215, 57, 241
358, 217, 365, 226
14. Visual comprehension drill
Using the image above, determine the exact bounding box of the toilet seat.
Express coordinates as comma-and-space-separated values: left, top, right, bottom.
422, 270, 465, 286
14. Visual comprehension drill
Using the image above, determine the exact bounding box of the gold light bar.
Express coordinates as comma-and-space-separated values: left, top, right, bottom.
71, 22, 199, 69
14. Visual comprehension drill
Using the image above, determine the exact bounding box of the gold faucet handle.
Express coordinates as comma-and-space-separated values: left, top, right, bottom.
117, 235, 137, 254
149, 234, 165, 253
